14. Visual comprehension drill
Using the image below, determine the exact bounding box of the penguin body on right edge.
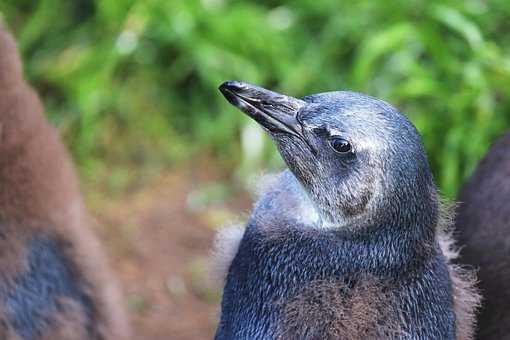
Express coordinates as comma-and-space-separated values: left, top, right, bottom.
456, 132, 510, 339
213, 81, 481, 340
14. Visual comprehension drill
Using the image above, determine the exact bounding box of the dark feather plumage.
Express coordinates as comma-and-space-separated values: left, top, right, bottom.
456, 132, 510, 339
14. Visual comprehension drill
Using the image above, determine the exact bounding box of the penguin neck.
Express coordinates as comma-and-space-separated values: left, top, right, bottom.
319, 193, 437, 245
249, 170, 438, 276
247, 221, 435, 280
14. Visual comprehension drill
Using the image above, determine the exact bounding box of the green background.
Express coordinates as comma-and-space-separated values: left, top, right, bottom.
2, 0, 510, 197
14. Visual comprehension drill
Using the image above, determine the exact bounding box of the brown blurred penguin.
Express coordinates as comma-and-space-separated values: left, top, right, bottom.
0, 24, 129, 339
456, 132, 510, 339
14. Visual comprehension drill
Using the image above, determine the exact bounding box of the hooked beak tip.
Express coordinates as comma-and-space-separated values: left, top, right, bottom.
219, 80, 244, 93
218, 80, 248, 107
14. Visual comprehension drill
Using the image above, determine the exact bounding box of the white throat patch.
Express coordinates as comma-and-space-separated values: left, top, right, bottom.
251, 170, 321, 229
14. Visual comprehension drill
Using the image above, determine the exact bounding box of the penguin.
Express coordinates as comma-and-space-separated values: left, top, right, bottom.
456, 132, 510, 339
0, 24, 129, 339
213, 81, 481, 339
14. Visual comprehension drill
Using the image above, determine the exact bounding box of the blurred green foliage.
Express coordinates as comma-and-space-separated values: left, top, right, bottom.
1, 0, 509, 197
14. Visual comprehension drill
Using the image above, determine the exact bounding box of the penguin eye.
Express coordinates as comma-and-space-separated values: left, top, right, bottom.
329, 138, 352, 154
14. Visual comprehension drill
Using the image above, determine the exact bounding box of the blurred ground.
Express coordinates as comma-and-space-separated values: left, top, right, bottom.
87, 164, 250, 340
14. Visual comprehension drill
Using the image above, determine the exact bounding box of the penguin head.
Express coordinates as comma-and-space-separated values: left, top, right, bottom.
219, 81, 437, 229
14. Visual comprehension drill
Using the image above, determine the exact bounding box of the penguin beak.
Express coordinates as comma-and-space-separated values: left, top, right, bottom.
219, 81, 306, 138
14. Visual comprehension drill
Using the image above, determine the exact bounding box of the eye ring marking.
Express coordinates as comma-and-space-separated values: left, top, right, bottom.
329, 137, 353, 154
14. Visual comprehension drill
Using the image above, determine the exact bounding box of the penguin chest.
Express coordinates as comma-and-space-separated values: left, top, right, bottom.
278, 279, 402, 340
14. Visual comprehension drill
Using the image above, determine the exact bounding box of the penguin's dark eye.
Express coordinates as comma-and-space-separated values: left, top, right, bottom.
329, 138, 352, 154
